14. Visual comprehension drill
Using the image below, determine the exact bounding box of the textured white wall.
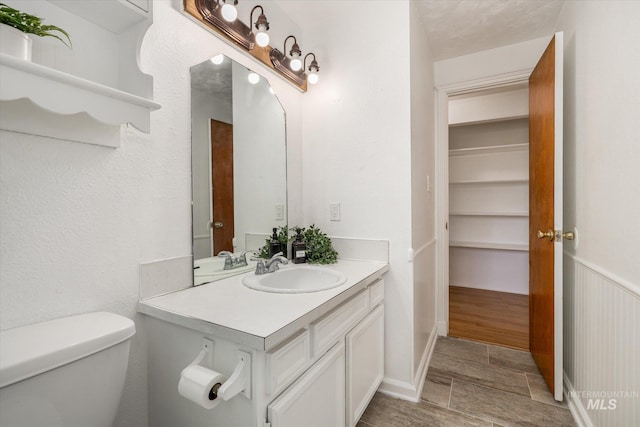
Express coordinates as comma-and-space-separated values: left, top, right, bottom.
555, 1, 640, 424
0, 1, 303, 426
299, 0, 417, 390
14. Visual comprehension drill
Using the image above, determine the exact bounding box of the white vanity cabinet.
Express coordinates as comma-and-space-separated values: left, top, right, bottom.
140, 260, 388, 427
265, 279, 385, 427
267, 342, 346, 427
346, 304, 384, 427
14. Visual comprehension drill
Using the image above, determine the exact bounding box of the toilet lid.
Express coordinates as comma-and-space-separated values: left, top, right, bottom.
0, 312, 135, 388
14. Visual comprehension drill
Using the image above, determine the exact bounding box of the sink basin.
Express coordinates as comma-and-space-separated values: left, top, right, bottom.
242, 265, 347, 293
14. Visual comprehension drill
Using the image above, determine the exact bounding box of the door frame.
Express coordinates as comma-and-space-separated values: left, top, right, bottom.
434, 69, 533, 336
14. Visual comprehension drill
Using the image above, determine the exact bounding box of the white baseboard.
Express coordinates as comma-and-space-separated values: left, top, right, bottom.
564, 372, 593, 427
436, 320, 447, 336
379, 325, 438, 403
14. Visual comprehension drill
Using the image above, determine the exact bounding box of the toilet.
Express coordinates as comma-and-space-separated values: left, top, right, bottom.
0, 312, 136, 427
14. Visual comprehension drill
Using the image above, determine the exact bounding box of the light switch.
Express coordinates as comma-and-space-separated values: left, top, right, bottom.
329, 203, 341, 221
275, 204, 284, 220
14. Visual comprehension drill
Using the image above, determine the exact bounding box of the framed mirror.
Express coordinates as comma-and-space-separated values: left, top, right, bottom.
191, 54, 287, 285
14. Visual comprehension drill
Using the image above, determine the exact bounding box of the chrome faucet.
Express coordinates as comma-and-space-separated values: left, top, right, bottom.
217, 251, 251, 270
253, 252, 288, 275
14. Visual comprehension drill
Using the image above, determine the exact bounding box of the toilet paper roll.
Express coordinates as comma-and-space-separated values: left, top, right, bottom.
178, 365, 226, 409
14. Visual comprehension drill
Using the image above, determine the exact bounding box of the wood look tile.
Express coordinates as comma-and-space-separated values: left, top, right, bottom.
488, 344, 539, 373
526, 372, 568, 408
421, 371, 452, 407
449, 380, 576, 426
430, 351, 530, 397
434, 336, 489, 363
360, 393, 492, 427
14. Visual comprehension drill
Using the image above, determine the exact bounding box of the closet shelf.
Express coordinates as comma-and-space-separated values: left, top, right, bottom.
450, 241, 529, 251
450, 212, 528, 217
449, 179, 528, 185
449, 143, 528, 156
0, 53, 160, 136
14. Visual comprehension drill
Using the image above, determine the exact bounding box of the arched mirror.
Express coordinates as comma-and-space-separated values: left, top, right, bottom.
191, 54, 287, 285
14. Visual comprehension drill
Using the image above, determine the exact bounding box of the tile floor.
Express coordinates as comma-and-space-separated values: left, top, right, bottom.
358, 336, 576, 427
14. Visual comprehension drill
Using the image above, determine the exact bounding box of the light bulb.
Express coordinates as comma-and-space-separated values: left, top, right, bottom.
221, 3, 237, 22
248, 72, 260, 84
308, 73, 319, 85
210, 54, 224, 65
255, 31, 269, 48
290, 58, 302, 71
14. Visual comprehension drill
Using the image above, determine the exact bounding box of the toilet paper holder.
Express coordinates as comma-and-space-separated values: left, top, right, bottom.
187, 339, 251, 401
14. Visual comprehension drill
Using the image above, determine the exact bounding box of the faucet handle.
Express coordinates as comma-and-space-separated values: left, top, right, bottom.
238, 250, 253, 264
254, 259, 266, 275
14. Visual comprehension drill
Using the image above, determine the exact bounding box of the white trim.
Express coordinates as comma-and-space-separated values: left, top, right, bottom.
378, 325, 437, 403
413, 325, 438, 401
566, 252, 640, 299
563, 372, 594, 427
552, 31, 564, 401
413, 238, 436, 258
434, 69, 533, 338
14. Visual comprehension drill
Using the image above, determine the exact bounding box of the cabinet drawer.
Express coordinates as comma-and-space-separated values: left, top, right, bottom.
267, 329, 311, 396
369, 278, 384, 309
311, 290, 369, 357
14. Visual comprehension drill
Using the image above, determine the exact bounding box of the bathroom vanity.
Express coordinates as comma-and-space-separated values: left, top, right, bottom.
139, 259, 388, 427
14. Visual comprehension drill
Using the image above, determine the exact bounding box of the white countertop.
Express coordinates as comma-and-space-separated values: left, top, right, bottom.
138, 259, 389, 351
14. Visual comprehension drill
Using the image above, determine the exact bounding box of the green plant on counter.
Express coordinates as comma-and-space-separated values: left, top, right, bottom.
256, 224, 338, 264
301, 225, 338, 264
256, 226, 290, 259
0, 3, 71, 47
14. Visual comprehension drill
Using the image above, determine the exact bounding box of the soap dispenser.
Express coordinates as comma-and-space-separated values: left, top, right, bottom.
292, 228, 306, 264
269, 228, 282, 258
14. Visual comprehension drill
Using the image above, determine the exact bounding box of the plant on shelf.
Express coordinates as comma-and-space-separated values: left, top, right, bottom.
0, 3, 71, 47
256, 224, 338, 264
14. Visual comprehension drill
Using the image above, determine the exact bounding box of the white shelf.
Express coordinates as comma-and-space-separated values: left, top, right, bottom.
0, 53, 160, 147
450, 179, 528, 185
450, 241, 529, 251
449, 143, 528, 156
450, 212, 528, 217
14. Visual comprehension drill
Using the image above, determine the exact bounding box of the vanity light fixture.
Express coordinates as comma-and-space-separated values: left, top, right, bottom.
210, 54, 225, 65
220, 0, 238, 22
247, 72, 260, 84
187, 0, 324, 91
304, 53, 320, 85
250, 5, 270, 48
284, 36, 303, 71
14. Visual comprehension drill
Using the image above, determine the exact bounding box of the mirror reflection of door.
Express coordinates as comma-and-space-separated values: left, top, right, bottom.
210, 119, 234, 255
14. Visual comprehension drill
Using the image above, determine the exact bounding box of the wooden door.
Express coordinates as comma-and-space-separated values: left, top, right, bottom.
529, 32, 563, 401
210, 119, 234, 255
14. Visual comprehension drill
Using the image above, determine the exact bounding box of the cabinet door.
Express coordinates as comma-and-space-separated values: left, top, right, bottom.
268, 342, 345, 427
346, 305, 384, 427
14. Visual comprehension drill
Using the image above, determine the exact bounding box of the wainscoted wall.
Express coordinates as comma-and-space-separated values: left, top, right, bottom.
564, 253, 640, 427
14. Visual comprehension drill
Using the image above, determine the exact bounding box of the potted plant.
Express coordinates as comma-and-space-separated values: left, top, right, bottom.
0, 2, 71, 61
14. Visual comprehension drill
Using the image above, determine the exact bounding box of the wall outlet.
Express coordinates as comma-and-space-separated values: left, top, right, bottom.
329, 203, 341, 221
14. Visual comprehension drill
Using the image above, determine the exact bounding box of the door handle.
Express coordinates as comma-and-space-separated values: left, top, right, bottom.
537, 229, 554, 241
537, 229, 575, 241
210, 221, 224, 229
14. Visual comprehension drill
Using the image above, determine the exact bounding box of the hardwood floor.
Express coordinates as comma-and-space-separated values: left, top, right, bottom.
449, 286, 529, 350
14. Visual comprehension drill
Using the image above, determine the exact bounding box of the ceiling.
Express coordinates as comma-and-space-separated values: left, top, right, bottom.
273, 0, 564, 61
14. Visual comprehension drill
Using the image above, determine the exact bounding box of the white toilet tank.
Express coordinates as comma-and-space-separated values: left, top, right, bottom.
0, 312, 135, 427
